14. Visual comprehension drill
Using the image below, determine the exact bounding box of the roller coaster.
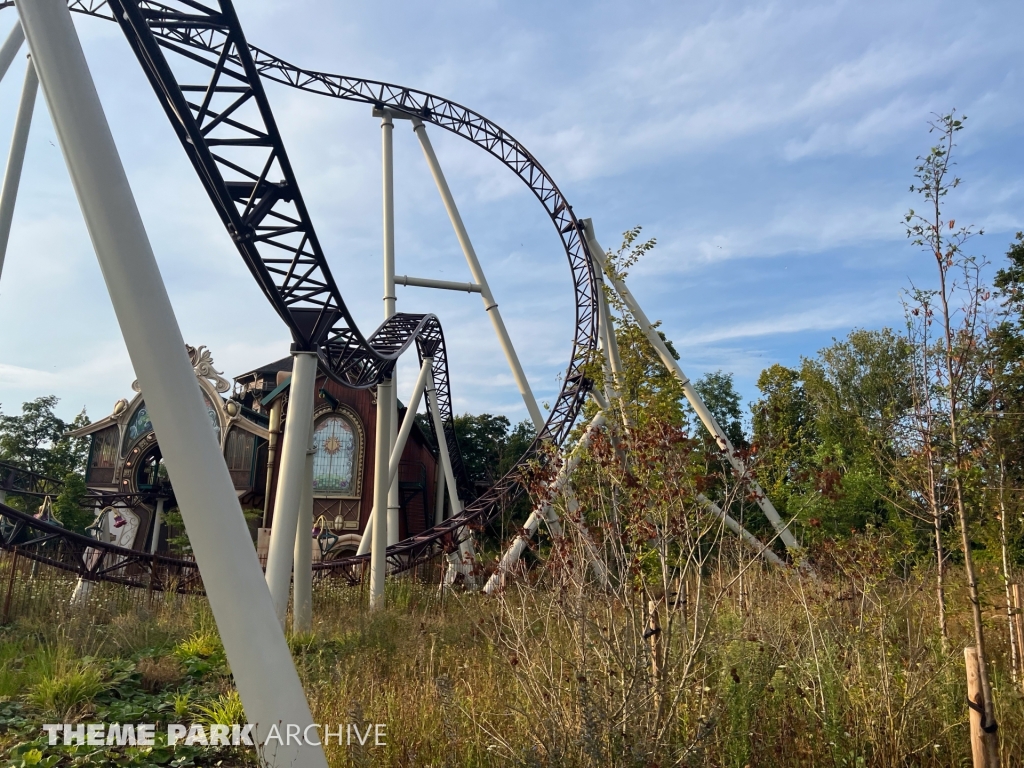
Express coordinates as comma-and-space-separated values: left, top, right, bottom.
0, 0, 599, 585
0, 3, 807, 760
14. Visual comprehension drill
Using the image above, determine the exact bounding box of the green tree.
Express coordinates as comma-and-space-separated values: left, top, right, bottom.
694, 370, 747, 449
52, 472, 95, 534
0, 396, 90, 478
751, 364, 814, 523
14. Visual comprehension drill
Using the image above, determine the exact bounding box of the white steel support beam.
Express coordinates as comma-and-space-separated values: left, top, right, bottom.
17, 3, 327, 764
369, 376, 393, 609
426, 365, 478, 584
484, 406, 607, 594
0, 52, 37, 285
265, 351, 318, 625
396, 274, 482, 293
388, 385, 400, 546
0, 22, 24, 83
581, 219, 801, 556
595, 262, 633, 431
149, 497, 164, 554
426, 366, 463, 517
380, 110, 401, 547
412, 118, 545, 432
292, 409, 315, 633
434, 458, 446, 525
262, 394, 283, 527
697, 494, 786, 568
356, 356, 432, 556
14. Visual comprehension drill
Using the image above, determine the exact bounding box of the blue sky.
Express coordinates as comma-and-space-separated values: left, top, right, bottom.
0, 0, 1022, 429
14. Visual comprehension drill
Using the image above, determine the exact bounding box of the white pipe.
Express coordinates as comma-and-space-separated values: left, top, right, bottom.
0, 55, 37, 285
265, 351, 318, 625
0, 22, 24, 84
580, 219, 800, 555
369, 376, 393, 609
292, 409, 315, 633
16, 3, 327, 764
396, 274, 482, 293
356, 356, 432, 556
149, 497, 164, 554
412, 119, 545, 432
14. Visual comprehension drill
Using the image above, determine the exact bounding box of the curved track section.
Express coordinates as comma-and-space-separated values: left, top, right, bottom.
0, 0, 599, 576
0, 499, 205, 594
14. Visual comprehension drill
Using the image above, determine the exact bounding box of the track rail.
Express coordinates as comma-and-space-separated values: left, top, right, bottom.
0, 0, 598, 576
0, 461, 63, 499
0, 499, 205, 594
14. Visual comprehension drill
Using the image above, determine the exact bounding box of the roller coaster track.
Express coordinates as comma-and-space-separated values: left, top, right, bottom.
0, 461, 63, 499
0, 498, 205, 594
0, 0, 598, 580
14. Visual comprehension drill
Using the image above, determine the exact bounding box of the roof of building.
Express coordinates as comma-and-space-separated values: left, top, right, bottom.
235, 356, 294, 381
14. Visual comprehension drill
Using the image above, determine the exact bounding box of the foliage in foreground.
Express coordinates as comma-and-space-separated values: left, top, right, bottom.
0, 552, 1022, 767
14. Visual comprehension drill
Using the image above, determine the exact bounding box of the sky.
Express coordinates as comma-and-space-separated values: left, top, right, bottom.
0, 0, 1022, 431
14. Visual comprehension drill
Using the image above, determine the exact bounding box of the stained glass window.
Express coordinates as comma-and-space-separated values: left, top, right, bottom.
123, 402, 153, 452
312, 415, 357, 494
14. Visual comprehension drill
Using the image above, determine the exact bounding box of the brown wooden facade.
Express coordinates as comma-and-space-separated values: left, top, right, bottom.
71, 347, 440, 556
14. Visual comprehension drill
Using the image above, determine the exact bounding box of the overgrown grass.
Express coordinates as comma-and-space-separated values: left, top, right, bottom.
0, 560, 1022, 766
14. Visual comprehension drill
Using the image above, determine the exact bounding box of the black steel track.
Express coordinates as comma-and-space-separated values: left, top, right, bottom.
0, 0, 598, 577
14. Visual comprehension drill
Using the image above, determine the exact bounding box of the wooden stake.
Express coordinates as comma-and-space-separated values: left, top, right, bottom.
964, 646, 999, 768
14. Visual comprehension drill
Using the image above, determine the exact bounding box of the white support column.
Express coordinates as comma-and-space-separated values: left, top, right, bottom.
262, 394, 283, 528
0, 489, 6, 505
0, 22, 24, 83
369, 375, 393, 609
484, 407, 606, 594
595, 262, 633, 431
697, 494, 785, 568
581, 219, 801, 556
433, 458, 446, 526
387, 385, 400, 546
149, 497, 164, 554
425, 368, 463, 517
265, 351, 318, 625
292, 409, 315, 634
17, 3, 327, 765
412, 119, 545, 432
356, 356, 432, 556
380, 110, 401, 546
0, 53, 37, 285
425, 365, 478, 583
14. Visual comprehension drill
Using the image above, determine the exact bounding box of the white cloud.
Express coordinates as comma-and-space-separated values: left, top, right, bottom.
0, 0, 1021, 421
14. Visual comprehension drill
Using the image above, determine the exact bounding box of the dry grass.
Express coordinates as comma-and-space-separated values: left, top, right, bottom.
2, 554, 1022, 766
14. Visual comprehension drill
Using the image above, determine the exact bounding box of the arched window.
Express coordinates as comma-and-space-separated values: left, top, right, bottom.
123, 402, 153, 453
312, 414, 359, 494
